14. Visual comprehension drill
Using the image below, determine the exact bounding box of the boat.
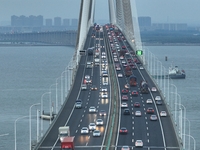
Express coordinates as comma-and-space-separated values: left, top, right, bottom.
168, 65, 186, 79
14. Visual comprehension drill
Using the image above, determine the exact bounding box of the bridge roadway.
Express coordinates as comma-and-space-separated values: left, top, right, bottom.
35, 26, 180, 150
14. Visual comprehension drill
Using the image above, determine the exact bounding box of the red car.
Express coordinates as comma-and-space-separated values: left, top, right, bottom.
119, 127, 128, 134
131, 90, 138, 96
134, 102, 140, 107
146, 107, 154, 114
122, 89, 129, 94
122, 95, 128, 100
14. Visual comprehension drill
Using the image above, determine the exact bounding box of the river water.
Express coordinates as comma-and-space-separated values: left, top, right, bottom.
0, 45, 199, 149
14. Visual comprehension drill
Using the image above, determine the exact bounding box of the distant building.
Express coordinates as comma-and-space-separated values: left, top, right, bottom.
152, 23, 188, 31
71, 18, 78, 26
63, 19, 70, 26
138, 17, 151, 27
45, 19, 53, 26
54, 17, 61, 26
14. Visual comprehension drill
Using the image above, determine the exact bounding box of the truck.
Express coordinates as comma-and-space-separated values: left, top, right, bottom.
140, 81, 149, 94
61, 136, 75, 150
58, 126, 70, 142
129, 75, 137, 86
87, 48, 94, 55
125, 66, 132, 77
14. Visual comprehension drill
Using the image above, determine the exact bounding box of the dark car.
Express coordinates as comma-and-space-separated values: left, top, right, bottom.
146, 107, 154, 114
99, 110, 106, 116
91, 85, 98, 91
123, 108, 130, 115
156, 100, 162, 105
131, 90, 138, 96
122, 89, 129, 94
119, 127, 128, 134
134, 102, 140, 107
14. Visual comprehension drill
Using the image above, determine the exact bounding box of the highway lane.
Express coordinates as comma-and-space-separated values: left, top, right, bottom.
105, 26, 180, 150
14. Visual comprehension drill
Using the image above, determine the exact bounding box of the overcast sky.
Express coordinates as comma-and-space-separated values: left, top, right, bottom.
0, 0, 200, 26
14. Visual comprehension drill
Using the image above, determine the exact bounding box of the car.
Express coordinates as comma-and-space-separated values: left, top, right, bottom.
96, 119, 103, 125
150, 115, 158, 121
89, 106, 96, 113
160, 111, 167, 117
135, 140, 143, 147
85, 78, 92, 84
101, 86, 107, 92
131, 90, 138, 96
81, 127, 89, 134
122, 89, 129, 94
81, 84, 87, 90
139, 66, 144, 70
116, 67, 121, 70
146, 99, 153, 104
135, 111, 142, 116
103, 80, 108, 85
99, 110, 106, 116
118, 73, 123, 77
124, 84, 130, 89
93, 130, 101, 137
155, 96, 161, 101
121, 60, 126, 64
156, 100, 162, 105
146, 107, 154, 114
151, 87, 157, 92
101, 92, 108, 98
134, 102, 140, 107
123, 108, 130, 115
85, 75, 90, 79
88, 123, 96, 130
121, 102, 128, 108
119, 56, 124, 60
121, 146, 130, 150
75, 102, 82, 109
119, 127, 128, 134
121, 95, 128, 100
91, 85, 98, 90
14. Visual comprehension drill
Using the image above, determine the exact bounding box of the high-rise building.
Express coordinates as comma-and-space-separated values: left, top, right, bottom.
71, 18, 78, 26
63, 19, 70, 26
54, 17, 61, 26
138, 16, 151, 27
45, 19, 53, 26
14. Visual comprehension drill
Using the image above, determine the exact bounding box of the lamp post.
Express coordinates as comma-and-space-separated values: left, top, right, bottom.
29, 103, 40, 150
14, 116, 28, 150
183, 134, 196, 150
40, 92, 50, 137
61, 70, 66, 105
171, 84, 178, 122
184, 118, 191, 150
49, 84, 56, 124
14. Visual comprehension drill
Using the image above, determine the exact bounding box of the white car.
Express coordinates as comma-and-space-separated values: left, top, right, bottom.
135, 140, 143, 147
88, 123, 96, 131
151, 87, 157, 92
102, 92, 108, 98
119, 56, 124, 60
101, 87, 107, 92
160, 111, 167, 117
135, 111, 142, 116
96, 119, 103, 125
103, 81, 108, 85
93, 130, 101, 137
155, 96, 161, 101
81, 127, 89, 134
121, 60, 126, 64
121, 146, 130, 150
121, 102, 128, 108
89, 106, 96, 112
85, 75, 90, 79
116, 67, 121, 71
118, 73, 123, 77
146, 99, 153, 104
139, 66, 144, 70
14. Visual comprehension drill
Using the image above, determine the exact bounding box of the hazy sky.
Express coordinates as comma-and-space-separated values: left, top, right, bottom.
0, 0, 200, 26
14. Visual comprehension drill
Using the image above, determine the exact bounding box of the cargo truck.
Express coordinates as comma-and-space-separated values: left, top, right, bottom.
61, 136, 75, 150
140, 81, 149, 94
58, 126, 70, 142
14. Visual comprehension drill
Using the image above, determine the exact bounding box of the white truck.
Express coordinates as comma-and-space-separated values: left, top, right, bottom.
58, 126, 70, 142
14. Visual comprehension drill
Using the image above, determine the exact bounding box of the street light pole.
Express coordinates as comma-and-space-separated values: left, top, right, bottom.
49, 84, 56, 125
40, 92, 50, 137
29, 103, 40, 150
183, 134, 196, 150
14, 116, 28, 150
171, 84, 178, 122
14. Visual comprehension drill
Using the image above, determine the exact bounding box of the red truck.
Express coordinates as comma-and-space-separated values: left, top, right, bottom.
129, 75, 137, 86
125, 66, 132, 77
61, 136, 75, 150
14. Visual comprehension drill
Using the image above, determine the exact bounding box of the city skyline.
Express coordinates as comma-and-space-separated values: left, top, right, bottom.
0, 0, 200, 26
